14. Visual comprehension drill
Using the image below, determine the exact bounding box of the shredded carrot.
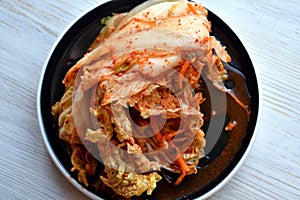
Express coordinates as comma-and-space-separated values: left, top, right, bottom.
101, 76, 112, 81
163, 131, 179, 141
187, 3, 198, 15
180, 61, 190, 76
151, 121, 165, 144
150, 116, 189, 185
174, 156, 190, 185
179, 61, 190, 89
154, 131, 164, 143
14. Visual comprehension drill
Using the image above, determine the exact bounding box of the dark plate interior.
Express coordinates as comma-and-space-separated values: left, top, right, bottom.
39, 0, 259, 199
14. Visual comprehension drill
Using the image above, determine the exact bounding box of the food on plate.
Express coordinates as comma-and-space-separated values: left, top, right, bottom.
51, 0, 246, 198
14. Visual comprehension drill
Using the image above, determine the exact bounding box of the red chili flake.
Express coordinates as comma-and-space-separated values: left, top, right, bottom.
130, 52, 136, 57
195, 39, 199, 43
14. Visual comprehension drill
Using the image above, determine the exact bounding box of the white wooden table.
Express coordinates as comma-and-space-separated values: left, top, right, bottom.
1, 0, 299, 199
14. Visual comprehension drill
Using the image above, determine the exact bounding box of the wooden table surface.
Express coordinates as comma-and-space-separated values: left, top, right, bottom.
1, 0, 299, 199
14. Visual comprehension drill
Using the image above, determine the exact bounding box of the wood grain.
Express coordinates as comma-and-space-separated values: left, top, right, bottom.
0, 0, 299, 199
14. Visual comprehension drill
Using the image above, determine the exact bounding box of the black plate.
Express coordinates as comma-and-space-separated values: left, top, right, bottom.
38, 0, 259, 199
